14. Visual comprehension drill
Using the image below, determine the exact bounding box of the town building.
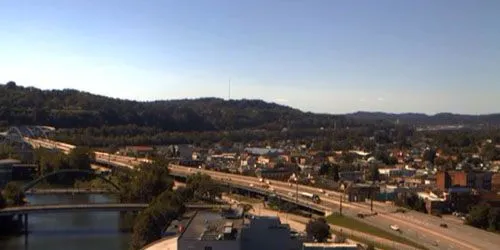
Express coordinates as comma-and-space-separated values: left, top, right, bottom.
417, 192, 446, 214
339, 171, 363, 182
255, 167, 295, 181
240, 216, 301, 250
444, 187, 479, 213
492, 173, 500, 193
121, 146, 154, 158
341, 183, 380, 202
172, 210, 301, 250
436, 171, 493, 191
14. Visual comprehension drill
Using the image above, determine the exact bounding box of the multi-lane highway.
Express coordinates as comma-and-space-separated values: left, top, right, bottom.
170, 165, 500, 250
24, 137, 500, 250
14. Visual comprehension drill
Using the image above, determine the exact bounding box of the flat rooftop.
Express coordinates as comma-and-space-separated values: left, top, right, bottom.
180, 210, 243, 241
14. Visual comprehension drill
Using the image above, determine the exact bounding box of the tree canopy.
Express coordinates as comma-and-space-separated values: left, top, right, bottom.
186, 172, 221, 202
118, 161, 173, 203
1, 182, 25, 206
306, 217, 331, 242
129, 173, 219, 249
466, 203, 500, 232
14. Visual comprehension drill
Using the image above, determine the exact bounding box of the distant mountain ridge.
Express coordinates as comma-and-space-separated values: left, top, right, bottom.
346, 111, 500, 126
1, 81, 499, 130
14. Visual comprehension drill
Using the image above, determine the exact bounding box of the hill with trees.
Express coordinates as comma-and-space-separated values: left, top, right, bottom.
2, 81, 500, 147
0, 81, 346, 131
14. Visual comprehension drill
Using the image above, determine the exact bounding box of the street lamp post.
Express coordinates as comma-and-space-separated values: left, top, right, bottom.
340, 192, 343, 215
295, 174, 299, 204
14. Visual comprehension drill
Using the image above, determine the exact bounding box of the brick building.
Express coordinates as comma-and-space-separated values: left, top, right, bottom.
492, 173, 500, 192
436, 171, 492, 191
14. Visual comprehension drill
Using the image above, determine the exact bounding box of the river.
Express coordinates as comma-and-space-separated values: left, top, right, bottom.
0, 194, 131, 250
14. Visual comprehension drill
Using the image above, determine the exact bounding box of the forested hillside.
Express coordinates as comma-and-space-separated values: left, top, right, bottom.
2, 81, 499, 147
0, 81, 346, 131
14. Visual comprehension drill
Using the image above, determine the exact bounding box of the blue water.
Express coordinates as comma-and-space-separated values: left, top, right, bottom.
0, 194, 131, 250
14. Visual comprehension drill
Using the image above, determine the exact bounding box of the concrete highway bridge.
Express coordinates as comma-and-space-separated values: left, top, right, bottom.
0, 203, 148, 216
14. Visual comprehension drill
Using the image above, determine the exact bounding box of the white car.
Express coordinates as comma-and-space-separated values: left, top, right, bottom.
390, 225, 400, 231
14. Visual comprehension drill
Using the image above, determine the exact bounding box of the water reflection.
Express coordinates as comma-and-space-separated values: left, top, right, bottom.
0, 194, 131, 250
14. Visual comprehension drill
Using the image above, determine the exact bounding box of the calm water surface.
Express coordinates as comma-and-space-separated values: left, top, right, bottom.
0, 194, 131, 250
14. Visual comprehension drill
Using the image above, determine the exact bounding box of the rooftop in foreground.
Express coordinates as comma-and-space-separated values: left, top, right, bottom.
179, 210, 242, 241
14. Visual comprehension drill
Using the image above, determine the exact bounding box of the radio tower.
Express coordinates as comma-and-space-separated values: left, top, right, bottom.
228, 78, 231, 100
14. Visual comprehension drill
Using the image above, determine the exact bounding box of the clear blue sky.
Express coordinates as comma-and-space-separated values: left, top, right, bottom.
1, 0, 499, 114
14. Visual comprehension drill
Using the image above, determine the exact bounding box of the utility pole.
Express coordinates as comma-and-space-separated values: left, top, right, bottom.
370, 185, 374, 212
228, 78, 231, 100
295, 175, 299, 204
339, 192, 343, 215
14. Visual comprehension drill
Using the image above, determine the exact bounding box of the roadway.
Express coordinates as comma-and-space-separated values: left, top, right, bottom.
24, 137, 500, 250
169, 165, 500, 250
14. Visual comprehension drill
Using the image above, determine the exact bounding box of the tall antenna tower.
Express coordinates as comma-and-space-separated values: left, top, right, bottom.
228, 78, 231, 100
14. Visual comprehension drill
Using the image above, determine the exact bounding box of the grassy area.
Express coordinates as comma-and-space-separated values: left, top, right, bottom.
331, 228, 396, 250
327, 213, 428, 250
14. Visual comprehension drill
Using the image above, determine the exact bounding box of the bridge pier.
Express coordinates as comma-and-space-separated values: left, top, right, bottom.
23, 213, 28, 246
23, 213, 28, 234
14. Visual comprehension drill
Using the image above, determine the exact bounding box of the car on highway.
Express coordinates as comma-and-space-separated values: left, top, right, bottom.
390, 224, 400, 231
440, 223, 448, 228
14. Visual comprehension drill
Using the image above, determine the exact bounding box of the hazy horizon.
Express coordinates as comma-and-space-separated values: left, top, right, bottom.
1, 1, 499, 114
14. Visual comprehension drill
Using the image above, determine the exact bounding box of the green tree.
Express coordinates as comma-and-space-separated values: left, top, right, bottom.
482, 143, 500, 162
0, 193, 6, 209
0, 144, 18, 159
126, 162, 174, 203
2, 182, 25, 206
488, 207, 500, 231
130, 189, 187, 250
67, 147, 94, 170
306, 217, 331, 242
367, 165, 380, 182
130, 210, 159, 250
331, 164, 340, 182
186, 173, 221, 201
466, 203, 490, 229
423, 148, 437, 163
318, 162, 330, 176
